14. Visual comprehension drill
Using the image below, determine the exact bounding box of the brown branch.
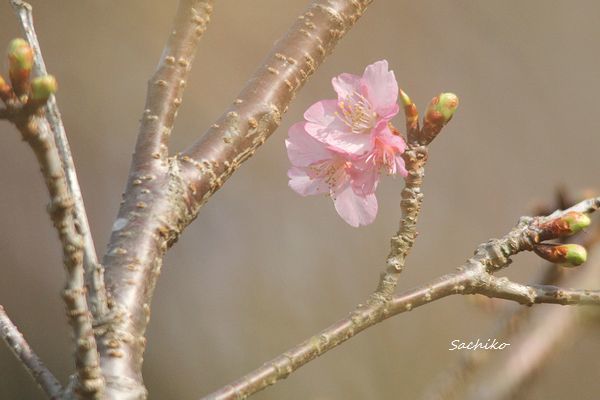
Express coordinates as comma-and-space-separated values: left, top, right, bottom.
199, 271, 469, 400
462, 252, 600, 400
97, 1, 372, 398
422, 194, 600, 400
10, 0, 107, 317
200, 196, 600, 399
95, 1, 214, 397
0, 305, 63, 399
178, 0, 374, 209
10, 112, 104, 398
376, 92, 456, 300
132, 0, 213, 167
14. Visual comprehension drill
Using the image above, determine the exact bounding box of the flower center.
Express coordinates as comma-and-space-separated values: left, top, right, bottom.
365, 137, 399, 175
336, 91, 377, 134
309, 158, 351, 194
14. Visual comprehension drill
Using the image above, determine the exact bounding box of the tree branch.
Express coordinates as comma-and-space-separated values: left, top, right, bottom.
422, 194, 600, 400
10, 0, 107, 317
98, 1, 372, 397
200, 196, 600, 399
96, 1, 214, 398
0, 305, 63, 399
178, 0, 374, 210
199, 271, 469, 400
463, 252, 600, 400
132, 0, 213, 167
11, 112, 104, 398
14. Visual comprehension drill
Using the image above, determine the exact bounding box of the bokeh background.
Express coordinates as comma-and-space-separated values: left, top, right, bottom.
0, 1, 599, 399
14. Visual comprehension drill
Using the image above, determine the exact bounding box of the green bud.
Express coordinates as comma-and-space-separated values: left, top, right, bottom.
399, 89, 413, 108
564, 244, 587, 266
29, 75, 57, 102
425, 92, 459, 124
563, 212, 591, 235
420, 92, 459, 144
534, 243, 587, 267
7, 38, 33, 97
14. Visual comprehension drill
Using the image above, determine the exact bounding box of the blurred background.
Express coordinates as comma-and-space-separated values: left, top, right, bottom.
0, 1, 599, 399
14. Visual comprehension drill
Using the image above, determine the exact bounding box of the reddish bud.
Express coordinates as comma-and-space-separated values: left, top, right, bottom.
0, 74, 12, 103
534, 243, 587, 267
539, 211, 591, 241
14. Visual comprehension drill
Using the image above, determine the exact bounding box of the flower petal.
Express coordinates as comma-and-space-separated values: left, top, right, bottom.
303, 100, 374, 155
320, 132, 373, 155
332, 72, 361, 100
350, 163, 380, 195
333, 185, 378, 227
286, 122, 332, 167
303, 99, 339, 126
288, 167, 329, 196
374, 122, 407, 153
361, 60, 399, 118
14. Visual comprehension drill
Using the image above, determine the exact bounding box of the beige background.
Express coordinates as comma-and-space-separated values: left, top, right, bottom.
0, 1, 599, 399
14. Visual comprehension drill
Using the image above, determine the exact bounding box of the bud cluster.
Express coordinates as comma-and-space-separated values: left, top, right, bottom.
0, 38, 57, 109
533, 211, 591, 267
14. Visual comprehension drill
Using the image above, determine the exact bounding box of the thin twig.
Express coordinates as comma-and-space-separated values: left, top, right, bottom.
10, 0, 107, 317
199, 271, 470, 400
0, 305, 63, 399
199, 196, 600, 399
463, 252, 600, 400
377, 94, 430, 299
12, 113, 104, 398
422, 192, 600, 400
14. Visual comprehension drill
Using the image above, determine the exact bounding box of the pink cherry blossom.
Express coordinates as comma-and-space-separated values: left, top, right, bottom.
303, 60, 399, 156
286, 122, 378, 227
285, 60, 407, 227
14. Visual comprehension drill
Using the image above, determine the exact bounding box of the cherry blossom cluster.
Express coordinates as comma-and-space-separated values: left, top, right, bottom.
286, 60, 407, 226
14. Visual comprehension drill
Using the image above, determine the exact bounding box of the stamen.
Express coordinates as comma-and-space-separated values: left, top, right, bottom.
334, 90, 377, 134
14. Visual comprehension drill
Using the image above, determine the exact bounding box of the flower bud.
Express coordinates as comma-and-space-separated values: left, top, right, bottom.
534, 243, 587, 267
29, 75, 57, 105
7, 38, 33, 97
399, 89, 419, 136
539, 211, 591, 240
426, 92, 459, 123
421, 92, 459, 144
0, 74, 12, 103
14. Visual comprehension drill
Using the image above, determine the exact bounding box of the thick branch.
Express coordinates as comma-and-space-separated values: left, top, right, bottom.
97, 1, 214, 398
98, 1, 371, 398
179, 0, 374, 210
10, 0, 107, 317
13, 114, 104, 398
132, 0, 213, 166
0, 305, 63, 399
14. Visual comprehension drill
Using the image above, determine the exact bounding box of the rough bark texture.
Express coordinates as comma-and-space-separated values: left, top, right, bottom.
13, 113, 104, 398
10, 0, 106, 317
97, 1, 373, 398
